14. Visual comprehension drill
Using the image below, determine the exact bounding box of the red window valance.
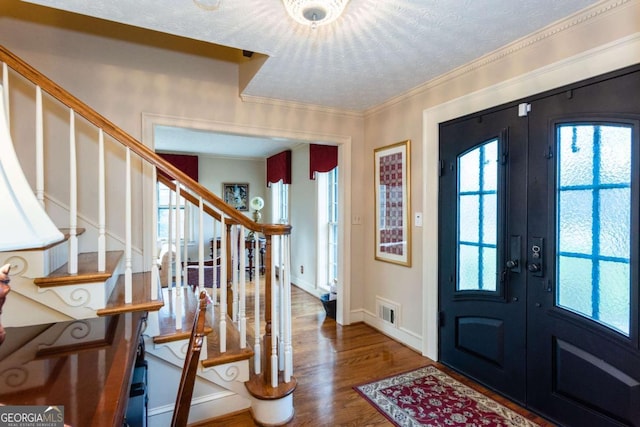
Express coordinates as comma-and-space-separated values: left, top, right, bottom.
158, 153, 199, 182
309, 144, 338, 179
267, 150, 292, 186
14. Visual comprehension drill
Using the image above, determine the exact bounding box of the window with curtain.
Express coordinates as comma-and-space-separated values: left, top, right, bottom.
316, 167, 339, 292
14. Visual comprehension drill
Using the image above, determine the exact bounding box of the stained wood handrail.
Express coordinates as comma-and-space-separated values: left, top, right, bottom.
0, 45, 290, 237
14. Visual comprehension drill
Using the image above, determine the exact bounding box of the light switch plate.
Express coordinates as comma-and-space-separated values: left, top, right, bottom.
415, 212, 423, 227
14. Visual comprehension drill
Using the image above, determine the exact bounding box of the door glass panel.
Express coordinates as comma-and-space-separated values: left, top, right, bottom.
457, 139, 498, 291
556, 124, 632, 335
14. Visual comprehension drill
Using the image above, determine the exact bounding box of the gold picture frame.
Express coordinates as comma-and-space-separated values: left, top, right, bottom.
374, 140, 411, 266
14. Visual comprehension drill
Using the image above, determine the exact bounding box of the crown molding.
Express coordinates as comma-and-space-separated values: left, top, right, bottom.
239, 94, 364, 119
365, 0, 633, 117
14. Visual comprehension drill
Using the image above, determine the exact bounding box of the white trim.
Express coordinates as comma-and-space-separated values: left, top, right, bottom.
240, 93, 363, 118
141, 113, 353, 325
362, 309, 422, 352
422, 32, 640, 360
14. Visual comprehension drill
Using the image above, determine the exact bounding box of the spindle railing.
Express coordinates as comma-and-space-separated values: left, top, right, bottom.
0, 45, 294, 395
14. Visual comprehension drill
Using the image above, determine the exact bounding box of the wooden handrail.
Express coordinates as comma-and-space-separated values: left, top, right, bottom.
0, 45, 289, 237
158, 173, 223, 223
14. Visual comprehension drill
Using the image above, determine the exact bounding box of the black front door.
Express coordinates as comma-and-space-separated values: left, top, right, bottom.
439, 67, 640, 426
439, 104, 529, 403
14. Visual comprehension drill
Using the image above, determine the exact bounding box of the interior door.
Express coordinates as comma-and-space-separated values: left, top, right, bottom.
438, 104, 528, 403
439, 66, 640, 427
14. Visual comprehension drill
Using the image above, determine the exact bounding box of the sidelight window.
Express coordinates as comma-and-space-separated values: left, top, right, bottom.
556, 124, 632, 335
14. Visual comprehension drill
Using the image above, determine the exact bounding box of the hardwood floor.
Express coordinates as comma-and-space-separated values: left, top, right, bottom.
198, 285, 556, 426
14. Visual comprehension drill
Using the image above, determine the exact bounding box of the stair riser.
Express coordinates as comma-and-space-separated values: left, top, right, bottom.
145, 343, 251, 427
2, 276, 118, 327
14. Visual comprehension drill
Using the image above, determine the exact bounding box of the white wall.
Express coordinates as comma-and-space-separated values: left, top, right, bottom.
289, 145, 317, 292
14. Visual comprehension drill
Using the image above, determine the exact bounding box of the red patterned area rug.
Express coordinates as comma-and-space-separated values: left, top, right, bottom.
354, 365, 541, 427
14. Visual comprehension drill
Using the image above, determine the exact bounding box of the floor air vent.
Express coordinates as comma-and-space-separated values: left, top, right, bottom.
376, 297, 400, 327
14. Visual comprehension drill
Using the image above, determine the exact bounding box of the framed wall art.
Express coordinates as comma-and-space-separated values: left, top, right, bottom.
374, 140, 411, 266
223, 183, 249, 211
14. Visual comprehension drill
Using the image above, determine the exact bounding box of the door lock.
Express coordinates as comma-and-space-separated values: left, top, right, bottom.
528, 237, 544, 277
527, 263, 541, 273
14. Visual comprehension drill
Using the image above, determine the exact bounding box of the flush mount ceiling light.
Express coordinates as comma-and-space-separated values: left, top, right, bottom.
283, 0, 350, 29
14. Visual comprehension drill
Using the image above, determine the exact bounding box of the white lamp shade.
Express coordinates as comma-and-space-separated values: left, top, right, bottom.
250, 196, 264, 211
0, 86, 63, 251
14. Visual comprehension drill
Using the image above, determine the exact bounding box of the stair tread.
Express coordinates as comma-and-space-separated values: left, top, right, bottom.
34, 251, 124, 287
152, 288, 253, 366
96, 271, 163, 316
153, 287, 212, 343
202, 302, 254, 368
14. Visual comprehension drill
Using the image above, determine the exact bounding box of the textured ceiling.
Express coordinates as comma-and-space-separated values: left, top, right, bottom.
23, 0, 602, 112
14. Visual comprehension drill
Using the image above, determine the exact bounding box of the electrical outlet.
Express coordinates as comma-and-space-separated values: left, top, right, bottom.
300, 265, 304, 274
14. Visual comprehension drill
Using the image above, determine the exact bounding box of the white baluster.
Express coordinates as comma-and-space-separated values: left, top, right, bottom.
35, 86, 51, 281
35, 86, 44, 207
182, 200, 189, 288
68, 109, 78, 274
212, 219, 218, 304
239, 226, 246, 348
198, 197, 204, 291
167, 184, 174, 290
271, 241, 279, 388
124, 148, 132, 303
175, 183, 182, 293
278, 235, 285, 373
283, 234, 293, 382
175, 290, 183, 331
98, 129, 106, 272
254, 235, 261, 374
150, 167, 159, 300
219, 216, 227, 353
231, 225, 238, 322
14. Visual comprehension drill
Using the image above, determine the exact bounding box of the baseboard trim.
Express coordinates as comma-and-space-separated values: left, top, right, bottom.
361, 309, 423, 353
147, 390, 249, 426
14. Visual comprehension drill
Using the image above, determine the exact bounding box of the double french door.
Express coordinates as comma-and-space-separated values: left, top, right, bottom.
438, 66, 640, 426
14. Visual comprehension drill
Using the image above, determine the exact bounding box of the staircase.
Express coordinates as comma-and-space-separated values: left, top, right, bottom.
0, 45, 295, 426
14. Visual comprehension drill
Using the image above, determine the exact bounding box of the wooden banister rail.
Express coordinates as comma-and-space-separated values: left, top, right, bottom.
0, 45, 289, 237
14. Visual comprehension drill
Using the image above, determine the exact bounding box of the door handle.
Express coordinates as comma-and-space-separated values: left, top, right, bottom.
501, 236, 521, 284
507, 235, 521, 273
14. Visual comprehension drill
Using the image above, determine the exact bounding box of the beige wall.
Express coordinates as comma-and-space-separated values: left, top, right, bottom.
362, 0, 640, 352
1, 0, 639, 353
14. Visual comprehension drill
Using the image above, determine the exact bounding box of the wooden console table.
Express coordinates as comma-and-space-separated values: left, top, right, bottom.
0, 312, 145, 426
211, 237, 266, 281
